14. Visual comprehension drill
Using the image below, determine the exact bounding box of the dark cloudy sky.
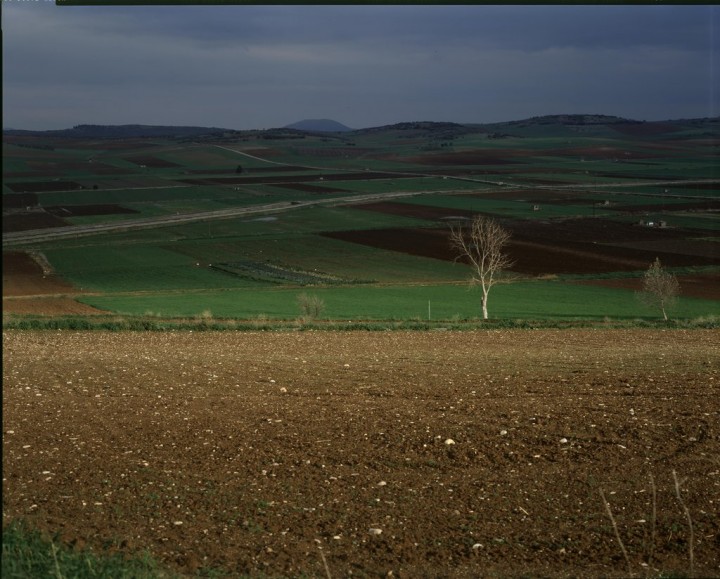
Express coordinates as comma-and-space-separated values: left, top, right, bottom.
2, 4, 718, 130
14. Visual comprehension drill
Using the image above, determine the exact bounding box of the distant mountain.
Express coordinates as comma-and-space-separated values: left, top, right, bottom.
3, 124, 230, 139
284, 119, 353, 132
505, 114, 640, 126
4, 116, 716, 141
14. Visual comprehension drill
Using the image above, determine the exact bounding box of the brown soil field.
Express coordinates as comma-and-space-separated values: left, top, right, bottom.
2, 251, 104, 315
181, 172, 409, 186
5, 180, 83, 193
2, 297, 106, 316
91, 176, 175, 189
3, 330, 719, 578
4, 171, 66, 178
3, 251, 74, 297
2, 193, 39, 209
2, 212, 69, 233
323, 224, 717, 276
611, 201, 720, 212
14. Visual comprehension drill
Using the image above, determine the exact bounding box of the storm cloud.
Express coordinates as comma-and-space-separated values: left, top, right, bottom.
3, 4, 718, 130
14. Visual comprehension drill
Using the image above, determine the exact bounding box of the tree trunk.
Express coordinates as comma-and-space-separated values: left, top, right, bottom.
481, 294, 488, 320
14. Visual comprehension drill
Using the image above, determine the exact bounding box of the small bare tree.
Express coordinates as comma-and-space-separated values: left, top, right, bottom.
638, 257, 680, 321
450, 215, 514, 319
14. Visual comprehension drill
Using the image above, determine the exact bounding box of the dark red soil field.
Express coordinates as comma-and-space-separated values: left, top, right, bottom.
2, 251, 103, 315
575, 272, 720, 301
3, 330, 719, 578
353, 201, 475, 221
5, 181, 84, 194
501, 217, 692, 245
2, 212, 68, 233
610, 200, 720, 212
181, 172, 412, 186
2, 193, 39, 210
323, 221, 717, 277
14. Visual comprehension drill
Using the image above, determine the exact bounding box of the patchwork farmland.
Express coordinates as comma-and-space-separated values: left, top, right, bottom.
3, 116, 719, 577
3, 117, 719, 320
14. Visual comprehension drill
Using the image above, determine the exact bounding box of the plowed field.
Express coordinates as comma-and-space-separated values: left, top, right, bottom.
3, 251, 103, 316
3, 330, 719, 577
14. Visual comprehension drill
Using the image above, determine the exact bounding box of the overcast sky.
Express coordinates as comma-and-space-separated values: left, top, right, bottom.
2, 4, 718, 130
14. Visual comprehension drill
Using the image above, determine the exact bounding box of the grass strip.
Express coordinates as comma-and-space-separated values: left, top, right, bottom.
2, 520, 170, 579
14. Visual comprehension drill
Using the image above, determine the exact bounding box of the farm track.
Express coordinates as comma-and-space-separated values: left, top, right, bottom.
3, 329, 719, 577
4, 177, 718, 248
1, 190, 458, 248
7, 139, 718, 247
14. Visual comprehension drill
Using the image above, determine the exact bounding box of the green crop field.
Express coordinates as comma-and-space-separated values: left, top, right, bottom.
4, 116, 718, 324
397, 194, 614, 219
78, 280, 718, 321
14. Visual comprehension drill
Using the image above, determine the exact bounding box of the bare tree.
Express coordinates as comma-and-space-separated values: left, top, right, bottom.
638, 257, 680, 321
449, 215, 514, 319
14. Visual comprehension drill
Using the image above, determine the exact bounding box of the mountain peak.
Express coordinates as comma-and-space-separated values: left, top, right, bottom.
284, 119, 353, 132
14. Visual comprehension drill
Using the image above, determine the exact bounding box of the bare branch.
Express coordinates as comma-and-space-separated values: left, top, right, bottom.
449, 215, 514, 319
672, 470, 695, 578
638, 258, 680, 321
600, 489, 633, 576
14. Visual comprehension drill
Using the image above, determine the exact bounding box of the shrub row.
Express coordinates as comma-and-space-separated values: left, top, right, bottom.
3, 315, 718, 332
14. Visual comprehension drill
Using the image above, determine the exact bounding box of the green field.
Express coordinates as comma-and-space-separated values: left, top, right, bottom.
4, 116, 718, 323
79, 280, 718, 321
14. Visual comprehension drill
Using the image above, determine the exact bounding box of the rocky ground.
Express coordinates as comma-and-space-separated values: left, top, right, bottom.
3, 329, 719, 577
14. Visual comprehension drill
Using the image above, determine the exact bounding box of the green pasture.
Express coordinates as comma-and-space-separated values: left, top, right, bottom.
177, 234, 463, 284
39, 231, 464, 293
35, 185, 296, 208
79, 280, 719, 321
397, 194, 614, 219
597, 188, 716, 202
64, 207, 166, 225
337, 177, 488, 195
43, 245, 267, 292
151, 205, 432, 239
6, 123, 718, 327
2, 156, 31, 173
